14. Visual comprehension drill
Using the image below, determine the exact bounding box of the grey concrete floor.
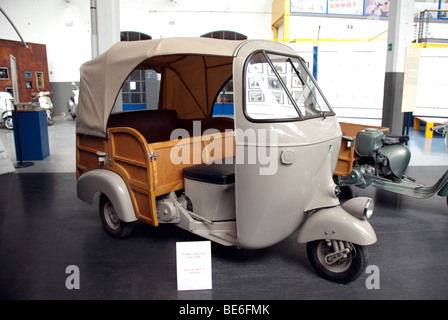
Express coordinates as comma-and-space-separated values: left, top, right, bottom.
0, 119, 448, 305
0, 116, 76, 173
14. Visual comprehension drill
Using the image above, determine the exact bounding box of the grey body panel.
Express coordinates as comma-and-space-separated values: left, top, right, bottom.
232, 41, 349, 249
77, 169, 137, 223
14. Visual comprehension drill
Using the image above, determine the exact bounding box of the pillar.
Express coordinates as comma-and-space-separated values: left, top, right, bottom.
381, 0, 415, 134
90, 0, 120, 58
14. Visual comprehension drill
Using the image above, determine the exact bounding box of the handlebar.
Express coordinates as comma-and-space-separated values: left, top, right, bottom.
431, 124, 446, 131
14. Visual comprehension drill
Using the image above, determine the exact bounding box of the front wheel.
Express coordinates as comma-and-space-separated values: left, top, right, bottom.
306, 239, 368, 284
99, 195, 133, 239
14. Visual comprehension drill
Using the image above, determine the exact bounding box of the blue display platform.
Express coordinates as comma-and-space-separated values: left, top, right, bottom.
12, 108, 50, 161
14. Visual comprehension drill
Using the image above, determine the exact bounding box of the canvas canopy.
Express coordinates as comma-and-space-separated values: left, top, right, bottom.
76, 37, 245, 137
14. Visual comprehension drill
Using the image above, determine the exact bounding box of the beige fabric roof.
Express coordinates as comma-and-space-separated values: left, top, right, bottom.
76, 37, 245, 137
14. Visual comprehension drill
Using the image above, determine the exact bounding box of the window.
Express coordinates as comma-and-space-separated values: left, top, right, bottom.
244, 52, 333, 121
213, 78, 234, 117
117, 69, 160, 112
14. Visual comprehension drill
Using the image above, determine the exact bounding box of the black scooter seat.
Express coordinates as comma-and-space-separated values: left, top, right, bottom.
383, 132, 409, 145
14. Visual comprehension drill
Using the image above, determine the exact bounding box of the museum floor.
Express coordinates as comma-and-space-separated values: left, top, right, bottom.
1, 118, 448, 301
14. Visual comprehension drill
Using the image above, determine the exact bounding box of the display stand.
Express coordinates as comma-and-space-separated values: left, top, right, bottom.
12, 105, 49, 167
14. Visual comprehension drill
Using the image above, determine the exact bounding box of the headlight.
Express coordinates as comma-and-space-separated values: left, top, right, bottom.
341, 197, 374, 220
364, 198, 374, 219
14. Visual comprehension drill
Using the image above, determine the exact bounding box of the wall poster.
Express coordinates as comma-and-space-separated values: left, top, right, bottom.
36, 71, 44, 90
291, 0, 389, 17
328, 0, 364, 15
0, 67, 9, 80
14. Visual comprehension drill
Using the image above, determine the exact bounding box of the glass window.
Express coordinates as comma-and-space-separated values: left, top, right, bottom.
244, 52, 333, 121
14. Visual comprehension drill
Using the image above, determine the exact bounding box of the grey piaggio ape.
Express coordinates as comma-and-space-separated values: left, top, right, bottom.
76, 37, 377, 284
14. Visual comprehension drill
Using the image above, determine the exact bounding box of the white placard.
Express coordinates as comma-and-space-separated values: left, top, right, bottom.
176, 241, 212, 291
402, 47, 420, 113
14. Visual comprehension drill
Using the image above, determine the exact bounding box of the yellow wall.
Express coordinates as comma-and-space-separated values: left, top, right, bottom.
271, 0, 290, 42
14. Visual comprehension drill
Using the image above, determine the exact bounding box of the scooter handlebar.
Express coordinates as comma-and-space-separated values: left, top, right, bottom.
431, 124, 445, 131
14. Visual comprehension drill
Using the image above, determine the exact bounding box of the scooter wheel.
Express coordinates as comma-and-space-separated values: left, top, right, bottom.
306, 240, 368, 284
99, 195, 133, 239
4, 116, 13, 130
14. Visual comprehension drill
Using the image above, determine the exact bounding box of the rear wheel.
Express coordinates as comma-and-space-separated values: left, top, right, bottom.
306, 239, 368, 284
99, 195, 133, 239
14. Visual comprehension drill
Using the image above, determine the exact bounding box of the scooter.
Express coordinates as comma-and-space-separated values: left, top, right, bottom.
335, 123, 448, 201
67, 82, 79, 119
0, 91, 14, 130
32, 91, 54, 125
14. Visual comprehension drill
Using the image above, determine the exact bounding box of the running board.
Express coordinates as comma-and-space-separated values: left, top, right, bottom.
193, 230, 237, 246
365, 170, 448, 199
176, 205, 237, 246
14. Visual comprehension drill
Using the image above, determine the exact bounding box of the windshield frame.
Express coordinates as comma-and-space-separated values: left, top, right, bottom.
242, 50, 335, 123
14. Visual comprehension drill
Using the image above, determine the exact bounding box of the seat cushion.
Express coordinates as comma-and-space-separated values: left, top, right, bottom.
183, 162, 235, 185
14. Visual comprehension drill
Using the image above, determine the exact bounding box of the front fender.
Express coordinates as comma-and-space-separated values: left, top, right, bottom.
296, 206, 377, 245
77, 169, 137, 222
437, 170, 448, 197
2, 110, 12, 119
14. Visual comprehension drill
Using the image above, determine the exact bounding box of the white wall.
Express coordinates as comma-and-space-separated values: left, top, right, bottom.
289, 41, 387, 126
415, 47, 448, 117
0, 0, 92, 82
289, 40, 448, 125
120, 0, 273, 40
288, 15, 388, 40
0, 0, 273, 82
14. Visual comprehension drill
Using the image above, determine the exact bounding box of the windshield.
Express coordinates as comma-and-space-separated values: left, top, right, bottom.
244, 51, 333, 121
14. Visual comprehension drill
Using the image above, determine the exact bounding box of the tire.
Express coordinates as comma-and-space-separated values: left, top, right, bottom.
4, 116, 13, 130
99, 195, 133, 239
306, 239, 368, 284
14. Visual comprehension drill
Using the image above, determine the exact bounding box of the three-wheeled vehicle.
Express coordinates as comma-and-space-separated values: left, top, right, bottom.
76, 37, 377, 284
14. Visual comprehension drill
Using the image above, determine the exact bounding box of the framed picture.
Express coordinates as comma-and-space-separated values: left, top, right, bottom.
268, 62, 286, 75
248, 77, 261, 89
292, 76, 302, 88
25, 72, 32, 79
268, 77, 282, 90
0, 67, 9, 80
248, 90, 264, 102
272, 92, 284, 105
248, 63, 263, 74
26, 81, 33, 89
36, 71, 44, 90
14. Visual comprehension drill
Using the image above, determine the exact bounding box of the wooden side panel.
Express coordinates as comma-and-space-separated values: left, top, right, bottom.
76, 134, 107, 178
336, 122, 389, 176
108, 128, 158, 226
150, 132, 235, 196
77, 128, 235, 227
334, 139, 357, 177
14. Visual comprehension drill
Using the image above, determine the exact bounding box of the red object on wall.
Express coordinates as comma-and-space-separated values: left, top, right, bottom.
0, 39, 50, 103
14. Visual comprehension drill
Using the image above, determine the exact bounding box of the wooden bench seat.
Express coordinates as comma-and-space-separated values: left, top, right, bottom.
108, 109, 234, 143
